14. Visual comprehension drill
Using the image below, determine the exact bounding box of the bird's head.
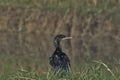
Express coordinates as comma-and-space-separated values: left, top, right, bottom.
54, 34, 72, 42
54, 34, 72, 48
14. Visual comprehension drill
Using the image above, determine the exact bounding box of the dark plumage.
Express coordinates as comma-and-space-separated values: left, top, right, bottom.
49, 34, 72, 74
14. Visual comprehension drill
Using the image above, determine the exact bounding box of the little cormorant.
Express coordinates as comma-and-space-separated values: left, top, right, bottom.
49, 34, 72, 74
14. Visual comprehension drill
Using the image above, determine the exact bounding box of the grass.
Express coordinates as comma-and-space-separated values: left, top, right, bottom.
0, 0, 119, 13
0, 60, 119, 80
0, 0, 120, 80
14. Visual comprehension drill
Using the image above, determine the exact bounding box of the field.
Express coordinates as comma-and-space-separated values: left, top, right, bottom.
0, 59, 120, 80
0, 0, 120, 80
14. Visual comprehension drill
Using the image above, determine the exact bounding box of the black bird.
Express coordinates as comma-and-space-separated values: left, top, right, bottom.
49, 34, 72, 74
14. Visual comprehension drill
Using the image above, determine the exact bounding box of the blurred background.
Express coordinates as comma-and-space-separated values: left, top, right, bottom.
0, 0, 120, 75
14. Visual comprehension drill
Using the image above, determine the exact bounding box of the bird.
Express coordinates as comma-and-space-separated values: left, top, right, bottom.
49, 34, 72, 75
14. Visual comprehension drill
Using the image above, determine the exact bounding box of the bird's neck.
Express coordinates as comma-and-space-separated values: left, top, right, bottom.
56, 46, 62, 52
55, 40, 62, 51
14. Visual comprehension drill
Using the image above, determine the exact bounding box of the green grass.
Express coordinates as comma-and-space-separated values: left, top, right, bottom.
0, 54, 120, 80
0, 61, 119, 80
0, 0, 119, 13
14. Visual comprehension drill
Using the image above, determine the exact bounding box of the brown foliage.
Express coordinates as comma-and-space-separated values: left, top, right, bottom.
0, 7, 120, 62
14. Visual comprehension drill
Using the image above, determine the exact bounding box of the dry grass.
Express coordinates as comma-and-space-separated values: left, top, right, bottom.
0, 7, 120, 60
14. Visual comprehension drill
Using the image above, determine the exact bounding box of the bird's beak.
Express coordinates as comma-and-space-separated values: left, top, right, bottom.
62, 37, 72, 40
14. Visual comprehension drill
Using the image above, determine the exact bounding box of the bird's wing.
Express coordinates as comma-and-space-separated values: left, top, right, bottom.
61, 53, 71, 67
49, 54, 60, 66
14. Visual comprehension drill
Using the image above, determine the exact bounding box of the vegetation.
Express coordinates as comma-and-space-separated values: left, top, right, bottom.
0, 0, 119, 12
0, 60, 120, 80
0, 0, 120, 79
